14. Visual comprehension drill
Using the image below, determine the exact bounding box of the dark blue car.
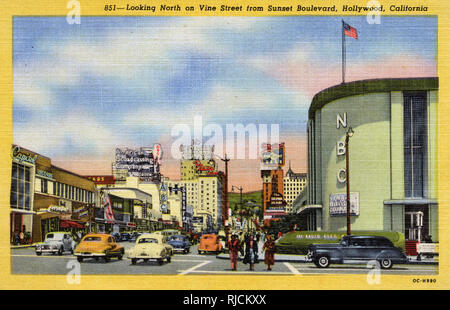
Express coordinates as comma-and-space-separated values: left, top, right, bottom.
168, 235, 191, 254
307, 235, 407, 269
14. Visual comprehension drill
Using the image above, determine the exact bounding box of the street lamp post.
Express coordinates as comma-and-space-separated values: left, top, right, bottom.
231, 185, 243, 231
345, 127, 354, 236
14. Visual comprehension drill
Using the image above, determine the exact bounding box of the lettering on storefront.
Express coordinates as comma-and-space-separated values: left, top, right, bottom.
37, 169, 53, 179
336, 113, 347, 182
337, 112, 347, 129
11, 146, 38, 165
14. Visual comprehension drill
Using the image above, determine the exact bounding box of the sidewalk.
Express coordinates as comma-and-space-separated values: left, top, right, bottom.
11, 244, 35, 249
216, 252, 438, 265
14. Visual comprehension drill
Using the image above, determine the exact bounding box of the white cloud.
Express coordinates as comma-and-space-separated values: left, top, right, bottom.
14, 112, 116, 155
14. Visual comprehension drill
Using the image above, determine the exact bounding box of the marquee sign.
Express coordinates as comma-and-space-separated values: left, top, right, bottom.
329, 192, 360, 216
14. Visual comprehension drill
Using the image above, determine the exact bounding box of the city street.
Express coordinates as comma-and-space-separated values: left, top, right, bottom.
12, 242, 438, 276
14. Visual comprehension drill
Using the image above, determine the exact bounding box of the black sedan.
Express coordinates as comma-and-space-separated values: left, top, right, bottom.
168, 235, 191, 254
307, 235, 407, 269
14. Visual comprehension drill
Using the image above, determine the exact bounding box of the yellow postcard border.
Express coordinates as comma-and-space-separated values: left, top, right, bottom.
1, 0, 449, 290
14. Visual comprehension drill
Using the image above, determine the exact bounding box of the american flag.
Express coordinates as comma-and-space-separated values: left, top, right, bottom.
103, 193, 115, 223
343, 21, 358, 39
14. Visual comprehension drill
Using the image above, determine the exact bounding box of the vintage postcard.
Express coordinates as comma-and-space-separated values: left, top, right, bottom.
1, 0, 449, 292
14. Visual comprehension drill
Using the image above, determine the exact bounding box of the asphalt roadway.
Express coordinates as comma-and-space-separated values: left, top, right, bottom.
11, 242, 438, 276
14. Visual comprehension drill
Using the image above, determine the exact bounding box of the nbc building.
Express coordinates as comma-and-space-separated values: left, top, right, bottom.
296, 77, 438, 244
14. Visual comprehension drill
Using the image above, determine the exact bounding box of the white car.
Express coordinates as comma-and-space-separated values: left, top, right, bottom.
127, 233, 173, 265
35, 232, 76, 256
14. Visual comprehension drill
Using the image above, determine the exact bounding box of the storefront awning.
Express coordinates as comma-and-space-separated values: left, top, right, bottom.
101, 187, 152, 203
37, 212, 60, 220
60, 220, 85, 229
295, 204, 322, 215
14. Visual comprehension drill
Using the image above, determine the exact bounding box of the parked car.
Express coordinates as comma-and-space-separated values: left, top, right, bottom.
275, 230, 405, 254
127, 233, 173, 265
35, 232, 76, 256
307, 235, 407, 269
74, 233, 124, 263
168, 235, 191, 254
198, 234, 223, 254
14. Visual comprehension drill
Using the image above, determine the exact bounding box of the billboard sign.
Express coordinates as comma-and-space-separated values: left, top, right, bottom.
260, 142, 285, 170
113, 147, 160, 182
329, 192, 360, 216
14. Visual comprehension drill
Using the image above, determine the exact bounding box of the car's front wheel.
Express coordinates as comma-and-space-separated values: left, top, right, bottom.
131, 258, 137, 265
77, 257, 83, 263
379, 258, 393, 269
315, 256, 330, 268
36, 252, 42, 256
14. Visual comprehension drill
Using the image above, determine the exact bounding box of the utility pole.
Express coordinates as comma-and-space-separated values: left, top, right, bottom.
345, 127, 354, 235
220, 154, 230, 241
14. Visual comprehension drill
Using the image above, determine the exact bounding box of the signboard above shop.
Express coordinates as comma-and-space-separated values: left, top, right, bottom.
329, 193, 360, 216
85, 175, 115, 184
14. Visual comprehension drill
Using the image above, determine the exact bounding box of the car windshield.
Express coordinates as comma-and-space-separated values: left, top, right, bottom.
169, 236, 184, 242
83, 237, 102, 242
46, 234, 63, 241
138, 238, 158, 244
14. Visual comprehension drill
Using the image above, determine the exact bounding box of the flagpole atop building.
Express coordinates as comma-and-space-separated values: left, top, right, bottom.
342, 19, 346, 84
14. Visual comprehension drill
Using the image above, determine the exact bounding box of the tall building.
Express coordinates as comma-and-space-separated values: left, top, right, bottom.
262, 169, 284, 213
261, 143, 286, 225
302, 77, 438, 244
283, 163, 307, 214
180, 141, 218, 181
168, 174, 223, 232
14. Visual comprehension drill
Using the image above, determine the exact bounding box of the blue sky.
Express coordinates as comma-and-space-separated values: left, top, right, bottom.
13, 16, 437, 185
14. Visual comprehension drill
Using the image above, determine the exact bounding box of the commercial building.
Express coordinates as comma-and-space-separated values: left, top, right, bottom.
300, 77, 438, 243
88, 176, 168, 232
260, 143, 287, 226
168, 174, 223, 232
10, 145, 95, 243
283, 163, 307, 213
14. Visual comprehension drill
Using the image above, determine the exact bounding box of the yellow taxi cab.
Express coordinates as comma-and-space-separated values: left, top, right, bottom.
74, 233, 124, 263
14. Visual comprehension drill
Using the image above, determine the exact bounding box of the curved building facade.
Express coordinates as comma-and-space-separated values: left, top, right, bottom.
304, 77, 438, 243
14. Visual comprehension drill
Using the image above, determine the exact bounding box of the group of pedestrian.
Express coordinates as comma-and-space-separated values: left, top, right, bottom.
227, 232, 276, 271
